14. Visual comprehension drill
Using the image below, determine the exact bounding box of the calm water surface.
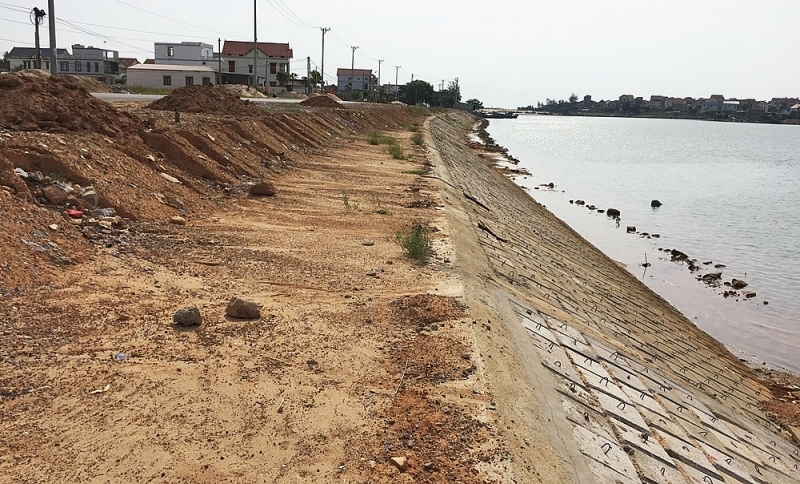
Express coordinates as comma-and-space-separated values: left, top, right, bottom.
487, 116, 800, 372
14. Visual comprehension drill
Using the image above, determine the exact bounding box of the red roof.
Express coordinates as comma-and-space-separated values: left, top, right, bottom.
119, 57, 139, 68
337, 68, 373, 76
143, 58, 155, 64
222, 41, 292, 59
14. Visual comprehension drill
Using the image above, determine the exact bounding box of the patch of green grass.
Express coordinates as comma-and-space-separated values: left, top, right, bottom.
401, 169, 429, 175
409, 123, 419, 132
366, 130, 398, 146
126, 85, 173, 95
412, 132, 424, 146
341, 191, 359, 212
375, 208, 389, 215
387, 143, 405, 160
395, 224, 433, 263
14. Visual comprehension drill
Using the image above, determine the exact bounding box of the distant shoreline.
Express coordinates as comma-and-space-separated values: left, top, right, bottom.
514, 110, 800, 125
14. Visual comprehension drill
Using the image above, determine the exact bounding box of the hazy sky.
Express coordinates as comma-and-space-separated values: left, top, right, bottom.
2, 0, 799, 107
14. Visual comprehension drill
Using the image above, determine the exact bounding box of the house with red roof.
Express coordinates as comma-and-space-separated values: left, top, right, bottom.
221, 41, 292, 87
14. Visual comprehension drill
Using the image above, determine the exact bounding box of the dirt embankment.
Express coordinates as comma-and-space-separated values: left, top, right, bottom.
148, 85, 266, 116
1, 76, 517, 482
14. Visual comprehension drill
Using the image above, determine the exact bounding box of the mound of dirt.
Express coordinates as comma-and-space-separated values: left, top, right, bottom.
64, 75, 111, 93
299, 94, 344, 108
148, 86, 265, 116
219, 84, 266, 98
0, 72, 136, 135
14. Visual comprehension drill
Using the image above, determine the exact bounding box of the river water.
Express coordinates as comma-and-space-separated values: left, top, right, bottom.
486, 116, 800, 372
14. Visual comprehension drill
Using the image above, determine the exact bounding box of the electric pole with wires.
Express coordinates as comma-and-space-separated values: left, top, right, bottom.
31, 7, 46, 70
395, 66, 401, 101
349, 46, 358, 100
320, 27, 330, 91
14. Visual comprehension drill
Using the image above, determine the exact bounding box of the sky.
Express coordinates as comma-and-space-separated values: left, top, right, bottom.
1, 0, 799, 107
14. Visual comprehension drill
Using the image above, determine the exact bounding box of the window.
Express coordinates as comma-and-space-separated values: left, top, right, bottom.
202, 77, 211, 86
45, 61, 49, 70
248, 64, 253, 74
270, 62, 277, 75
23, 61, 31, 69
269, 81, 277, 87
167, 46, 174, 57
86, 62, 91, 72
163, 75, 172, 86
95, 62, 99, 73
228, 60, 235, 72
59, 61, 69, 72
74, 61, 82, 72
185, 76, 194, 86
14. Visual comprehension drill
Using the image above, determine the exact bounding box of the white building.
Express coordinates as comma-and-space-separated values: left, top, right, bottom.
337, 68, 375, 92
722, 100, 740, 112
220, 41, 292, 87
155, 42, 214, 67
6, 44, 119, 84
126, 64, 215, 90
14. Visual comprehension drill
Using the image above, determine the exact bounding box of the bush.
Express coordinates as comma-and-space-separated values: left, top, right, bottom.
412, 132, 424, 146
367, 130, 397, 146
395, 224, 433, 263
409, 123, 419, 132
387, 143, 405, 160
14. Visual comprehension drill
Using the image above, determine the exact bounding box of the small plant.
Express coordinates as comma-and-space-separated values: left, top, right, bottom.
387, 144, 405, 160
412, 132, 424, 146
367, 130, 398, 146
395, 224, 433, 263
341, 191, 359, 212
375, 208, 389, 215
409, 123, 419, 132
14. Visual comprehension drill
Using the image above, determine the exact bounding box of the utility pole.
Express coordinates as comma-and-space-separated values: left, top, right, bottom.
306, 56, 311, 95
46, 0, 56, 76
394, 66, 401, 101
32, 7, 46, 70
350, 46, 358, 99
217, 38, 222, 86
411, 73, 414, 82
320, 27, 330, 91
377, 59, 383, 102
253, 0, 258, 88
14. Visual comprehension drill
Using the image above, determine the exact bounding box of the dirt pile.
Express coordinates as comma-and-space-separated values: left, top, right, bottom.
0, 73, 137, 135
148, 85, 265, 116
64, 75, 111, 93
219, 84, 266, 98
300, 94, 344, 108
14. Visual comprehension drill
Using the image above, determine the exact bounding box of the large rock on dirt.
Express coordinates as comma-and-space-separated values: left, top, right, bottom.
606, 208, 621, 218
731, 278, 748, 290
42, 185, 68, 204
226, 296, 262, 319
170, 216, 187, 226
82, 189, 99, 207
173, 307, 202, 326
249, 181, 276, 197
389, 456, 408, 472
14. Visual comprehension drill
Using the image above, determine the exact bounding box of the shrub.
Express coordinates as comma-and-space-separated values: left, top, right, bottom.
387, 144, 405, 160
412, 132, 424, 146
367, 130, 398, 146
395, 224, 433, 263
409, 123, 419, 132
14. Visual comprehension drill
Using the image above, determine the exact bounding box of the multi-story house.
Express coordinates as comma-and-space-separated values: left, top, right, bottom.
337, 68, 376, 92
220, 41, 292, 88
6, 47, 70, 73
155, 42, 214, 67
6, 44, 119, 84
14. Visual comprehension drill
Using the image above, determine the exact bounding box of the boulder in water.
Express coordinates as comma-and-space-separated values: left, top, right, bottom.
651, 199, 662, 208
606, 208, 621, 218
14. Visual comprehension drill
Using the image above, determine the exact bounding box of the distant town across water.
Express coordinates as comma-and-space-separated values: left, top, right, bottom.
517, 94, 800, 124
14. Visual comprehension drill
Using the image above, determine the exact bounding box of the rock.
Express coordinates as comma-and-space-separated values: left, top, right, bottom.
249, 181, 276, 197
362, 241, 375, 246
48, 224, 59, 231
173, 307, 202, 326
13, 167, 28, 179
389, 456, 408, 472
569, 200, 574, 204
225, 296, 262, 319
170, 216, 187, 226
146, 154, 156, 162
575, 200, 585, 206
92, 208, 116, 218
742, 291, 756, 298
670, 249, 689, 261
714, 264, 726, 269
731, 278, 748, 290
626, 225, 636, 233
606, 208, 621, 218
82, 189, 99, 207
42, 185, 68, 204
651, 199, 662, 207
702, 272, 723, 283
160, 172, 181, 184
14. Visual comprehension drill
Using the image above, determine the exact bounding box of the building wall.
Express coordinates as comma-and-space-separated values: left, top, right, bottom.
127, 68, 215, 89
224, 51, 289, 87
155, 43, 214, 67
337, 74, 375, 91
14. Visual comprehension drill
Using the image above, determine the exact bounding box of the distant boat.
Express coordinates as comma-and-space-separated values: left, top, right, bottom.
479, 111, 519, 119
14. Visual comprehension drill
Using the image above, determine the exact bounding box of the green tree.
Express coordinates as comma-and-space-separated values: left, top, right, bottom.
466, 98, 483, 110
308, 69, 322, 87
569, 93, 578, 104
400, 80, 435, 105
276, 71, 290, 87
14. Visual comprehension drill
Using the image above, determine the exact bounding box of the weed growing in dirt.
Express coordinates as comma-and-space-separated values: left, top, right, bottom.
341, 191, 359, 212
395, 224, 433, 263
387, 144, 405, 160
367, 130, 398, 146
409, 123, 419, 132
372, 194, 390, 215
402, 169, 429, 175
412, 132, 424, 146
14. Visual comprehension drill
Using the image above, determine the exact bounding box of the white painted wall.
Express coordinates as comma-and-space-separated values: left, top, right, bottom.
155, 42, 214, 67
127, 66, 215, 90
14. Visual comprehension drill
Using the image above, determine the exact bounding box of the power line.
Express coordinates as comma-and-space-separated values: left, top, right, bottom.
0, 36, 33, 45
264, 0, 317, 29
114, 0, 238, 38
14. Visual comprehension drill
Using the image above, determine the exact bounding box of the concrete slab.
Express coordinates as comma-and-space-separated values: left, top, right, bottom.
653, 428, 723, 481
593, 387, 651, 432
698, 441, 759, 484
632, 449, 688, 484
571, 423, 642, 484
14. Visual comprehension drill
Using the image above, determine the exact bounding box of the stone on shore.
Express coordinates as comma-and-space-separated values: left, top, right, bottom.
226, 296, 262, 319
606, 208, 620, 218
173, 307, 202, 326
626, 225, 636, 233
42, 185, 68, 204
731, 278, 748, 290
82, 189, 99, 207
742, 291, 757, 298
249, 181, 276, 196
651, 199, 662, 207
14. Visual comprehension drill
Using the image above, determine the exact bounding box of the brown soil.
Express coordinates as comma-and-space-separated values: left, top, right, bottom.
148, 85, 266, 116
0, 92, 513, 482
752, 364, 800, 429
0, 73, 137, 135
300, 94, 344, 109
218, 84, 267, 99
